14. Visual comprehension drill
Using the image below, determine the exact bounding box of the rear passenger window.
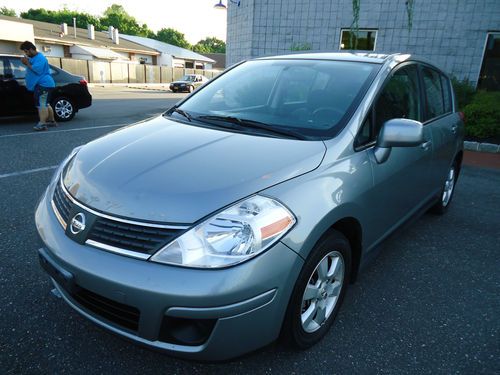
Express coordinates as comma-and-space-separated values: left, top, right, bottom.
422, 67, 445, 120
440, 75, 452, 113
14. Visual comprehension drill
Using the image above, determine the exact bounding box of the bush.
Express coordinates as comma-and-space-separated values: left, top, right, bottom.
451, 77, 476, 110
463, 91, 500, 139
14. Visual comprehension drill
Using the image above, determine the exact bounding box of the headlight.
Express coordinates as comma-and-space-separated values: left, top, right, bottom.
150, 195, 295, 268
50, 146, 82, 184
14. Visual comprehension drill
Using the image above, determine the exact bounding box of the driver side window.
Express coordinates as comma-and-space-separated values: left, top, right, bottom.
8, 58, 27, 79
356, 64, 421, 147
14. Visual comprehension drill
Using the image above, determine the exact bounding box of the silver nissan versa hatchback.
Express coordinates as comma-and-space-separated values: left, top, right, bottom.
35, 53, 464, 360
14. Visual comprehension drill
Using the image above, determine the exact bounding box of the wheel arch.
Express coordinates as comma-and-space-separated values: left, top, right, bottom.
329, 217, 362, 283
304, 216, 363, 284
455, 150, 463, 176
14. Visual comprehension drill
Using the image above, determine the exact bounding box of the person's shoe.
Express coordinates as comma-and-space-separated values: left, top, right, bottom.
46, 121, 58, 127
33, 123, 48, 131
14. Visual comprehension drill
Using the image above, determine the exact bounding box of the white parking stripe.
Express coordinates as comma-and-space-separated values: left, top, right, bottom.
0, 165, 58, 179
0, 123, 126, 139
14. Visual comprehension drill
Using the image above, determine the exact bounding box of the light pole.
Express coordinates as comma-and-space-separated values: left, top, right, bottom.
213, 0, 240, 10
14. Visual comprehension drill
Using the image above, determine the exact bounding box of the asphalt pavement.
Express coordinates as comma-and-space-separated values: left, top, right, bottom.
0, 88, 498, 374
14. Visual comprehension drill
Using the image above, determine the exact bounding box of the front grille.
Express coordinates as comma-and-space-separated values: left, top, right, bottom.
70, 286, 140, 331
87, 217, 183, 255
53, 182, 72, 224
52, 180, 185, 256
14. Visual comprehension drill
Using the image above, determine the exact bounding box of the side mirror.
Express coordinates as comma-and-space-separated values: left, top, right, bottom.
373, 118, 424, 164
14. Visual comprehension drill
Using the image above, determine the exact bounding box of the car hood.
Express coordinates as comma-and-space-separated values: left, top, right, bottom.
171, 80, 191, 84
63, 116, 326, 223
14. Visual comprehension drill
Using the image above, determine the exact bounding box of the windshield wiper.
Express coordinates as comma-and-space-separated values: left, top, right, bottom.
165, 107, 192, 122
197, 115, 306, 140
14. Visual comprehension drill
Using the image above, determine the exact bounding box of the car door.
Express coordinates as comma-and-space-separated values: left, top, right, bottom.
0, 57, 11, 115
358, 63, 434, 242
7, 57, 34, 112
420, 66, 458, 189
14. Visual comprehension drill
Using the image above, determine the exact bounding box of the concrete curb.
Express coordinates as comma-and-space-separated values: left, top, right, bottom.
464, 141, 500, 154
88, 83, 172, 90
126, 85, 171, 92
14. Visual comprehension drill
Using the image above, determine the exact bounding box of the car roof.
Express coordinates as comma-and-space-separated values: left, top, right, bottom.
0, 53, 23, 58
256, 52, 411, 64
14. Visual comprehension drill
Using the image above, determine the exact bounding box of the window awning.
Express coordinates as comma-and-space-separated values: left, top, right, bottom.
70, 45, 128, 60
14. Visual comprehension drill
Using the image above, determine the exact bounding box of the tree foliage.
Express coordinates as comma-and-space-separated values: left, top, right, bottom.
21, 8, 102, 30
154, 28, 191, 49
20, 4, 154, 37
192, 37, 226, 53
17, 4, 225, 53
0, 6, 16, 17
100, 4, 153, 37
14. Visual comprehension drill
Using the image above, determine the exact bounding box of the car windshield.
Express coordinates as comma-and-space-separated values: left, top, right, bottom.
182, 75, 196, 81
174, 59, 378, 139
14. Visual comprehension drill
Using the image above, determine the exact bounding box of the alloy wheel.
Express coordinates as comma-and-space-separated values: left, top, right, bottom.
55, 99, 73, 119
442, 166, 456, 207
301, 251, 344, 333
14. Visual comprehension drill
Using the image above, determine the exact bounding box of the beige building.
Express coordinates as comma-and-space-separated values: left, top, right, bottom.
0, 15, 159, 63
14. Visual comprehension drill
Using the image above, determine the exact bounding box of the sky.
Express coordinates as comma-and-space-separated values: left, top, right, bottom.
0, 0, 227, 44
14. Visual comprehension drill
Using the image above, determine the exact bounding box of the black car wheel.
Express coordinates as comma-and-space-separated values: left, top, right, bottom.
52, 97, 75, 121
282, 230, 351, 349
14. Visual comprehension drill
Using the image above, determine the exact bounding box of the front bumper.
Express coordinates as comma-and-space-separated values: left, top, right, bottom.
35, 184, 303, 360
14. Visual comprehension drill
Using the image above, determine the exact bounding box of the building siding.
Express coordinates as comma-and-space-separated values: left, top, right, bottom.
227, 0, 500, 84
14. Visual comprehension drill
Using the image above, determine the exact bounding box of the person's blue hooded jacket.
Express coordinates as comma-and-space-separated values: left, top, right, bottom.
25, 52, 55, 91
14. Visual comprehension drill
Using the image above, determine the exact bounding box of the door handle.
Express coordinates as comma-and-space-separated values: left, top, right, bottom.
421, 140, 432, 150
451, 124, 458, 134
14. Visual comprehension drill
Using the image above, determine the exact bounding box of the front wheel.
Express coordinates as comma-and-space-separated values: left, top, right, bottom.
188, 85, 194, 93
282, 230, 351, 349
52, 97, 75, 121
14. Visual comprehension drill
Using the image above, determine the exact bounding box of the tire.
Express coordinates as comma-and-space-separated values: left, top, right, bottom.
188, 85, 194, 93
52, 97, 75, 121
430, 161, 458, 215
281, 230, 351, 349
172, 89, 177, 93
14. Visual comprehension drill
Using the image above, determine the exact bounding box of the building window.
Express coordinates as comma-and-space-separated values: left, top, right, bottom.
478, 33, 500, 91
340, 29, 377, 51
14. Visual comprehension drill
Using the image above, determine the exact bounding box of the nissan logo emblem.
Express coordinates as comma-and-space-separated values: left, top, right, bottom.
70, 213, 86, 235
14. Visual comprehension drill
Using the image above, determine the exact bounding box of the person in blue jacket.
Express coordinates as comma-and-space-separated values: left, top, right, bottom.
20, 41, 57, 131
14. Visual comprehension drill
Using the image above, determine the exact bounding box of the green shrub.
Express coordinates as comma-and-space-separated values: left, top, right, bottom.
451, 77, 476, 110
463, 91, 500, 139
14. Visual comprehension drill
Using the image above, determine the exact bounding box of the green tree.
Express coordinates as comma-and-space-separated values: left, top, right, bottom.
154, 28, 191, 49
0, 6, 16, 16
192, 37, 226, 53
100, 4, 153, 36
21, 8, 102, 30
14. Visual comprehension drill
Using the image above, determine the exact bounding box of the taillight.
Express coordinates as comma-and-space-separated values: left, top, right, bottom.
458, 111, 465, 124
79, 79, 88, 86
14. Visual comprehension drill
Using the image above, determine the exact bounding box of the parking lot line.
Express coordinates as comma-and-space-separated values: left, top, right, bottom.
0, 123, 126, 139
0, 165, 58, 179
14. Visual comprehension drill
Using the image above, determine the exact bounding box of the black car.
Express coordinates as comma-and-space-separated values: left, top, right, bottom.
169, 74, 209, 93
0, 54, 92, 121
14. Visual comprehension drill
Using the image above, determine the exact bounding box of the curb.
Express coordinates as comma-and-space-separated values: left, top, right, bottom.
127, 85, 171, 92
88, 83, 175, 93
464, 141, 500, 154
